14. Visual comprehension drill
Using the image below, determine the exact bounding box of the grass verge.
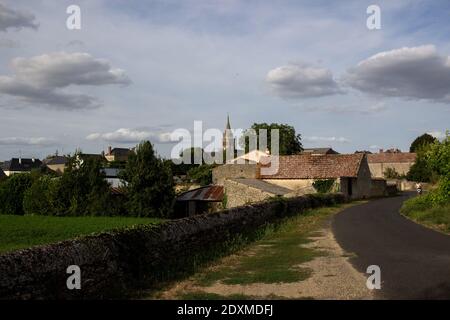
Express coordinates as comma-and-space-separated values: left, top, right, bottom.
156, 201, 361, 300
400, 195, 450, 234
0, 215, 164, 254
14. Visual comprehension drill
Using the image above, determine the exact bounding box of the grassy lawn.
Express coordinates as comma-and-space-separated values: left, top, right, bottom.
162, 202, 361, 300
401, 195, 450, 234
0, 215, 164, 254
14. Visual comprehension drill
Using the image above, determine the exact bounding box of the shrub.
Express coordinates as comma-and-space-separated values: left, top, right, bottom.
313, 179, 335, 194
0, 174, 34, 215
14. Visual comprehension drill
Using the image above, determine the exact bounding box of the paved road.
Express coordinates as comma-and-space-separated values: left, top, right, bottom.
332, 193, 450, 299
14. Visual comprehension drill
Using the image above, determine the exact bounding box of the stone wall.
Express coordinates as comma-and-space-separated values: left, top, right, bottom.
212, 164, 257, 185
0, 193, 346, 300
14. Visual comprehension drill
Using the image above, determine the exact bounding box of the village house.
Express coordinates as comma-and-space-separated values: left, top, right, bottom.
105, 146, 134, 162
367, 150, 416, 178
43, 156, 69, 174
0, 158, 43, 176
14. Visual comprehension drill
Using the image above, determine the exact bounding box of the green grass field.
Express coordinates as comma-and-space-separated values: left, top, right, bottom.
0, 215, 164, 254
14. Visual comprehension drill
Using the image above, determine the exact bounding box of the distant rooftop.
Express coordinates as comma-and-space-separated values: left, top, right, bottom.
1, 158, 43, 172
302, 147, 339, 155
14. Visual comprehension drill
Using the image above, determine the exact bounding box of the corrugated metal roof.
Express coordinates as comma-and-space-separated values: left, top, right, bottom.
177, 185, 224, 202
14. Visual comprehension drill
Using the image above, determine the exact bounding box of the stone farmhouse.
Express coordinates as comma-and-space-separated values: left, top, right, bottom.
213, 153, 382, 208
367, 150, 416, 178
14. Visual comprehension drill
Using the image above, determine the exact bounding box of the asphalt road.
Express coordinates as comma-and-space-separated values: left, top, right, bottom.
332, 193, 450, 299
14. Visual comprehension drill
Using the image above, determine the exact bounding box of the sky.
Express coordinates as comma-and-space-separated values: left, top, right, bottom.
0, 0, 449, 161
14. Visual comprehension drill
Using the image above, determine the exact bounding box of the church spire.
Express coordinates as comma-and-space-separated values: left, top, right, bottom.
223, 113, 234, 151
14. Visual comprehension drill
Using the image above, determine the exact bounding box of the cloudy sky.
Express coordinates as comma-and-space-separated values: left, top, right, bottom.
0, 0, 449, 160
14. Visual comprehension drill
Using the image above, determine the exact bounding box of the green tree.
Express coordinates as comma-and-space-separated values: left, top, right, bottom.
240, 123, 303, 155
55, 155, 113, 216
409, 133, 437, 153
407, 156, 433, 182
187, 164, 215, 186
23, 176, 59, 215
120, 141, 175, 217
0, 174, 34, 215
425, 132, 450, 203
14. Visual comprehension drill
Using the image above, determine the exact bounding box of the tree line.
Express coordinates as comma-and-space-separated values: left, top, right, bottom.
0, 141, 174, 218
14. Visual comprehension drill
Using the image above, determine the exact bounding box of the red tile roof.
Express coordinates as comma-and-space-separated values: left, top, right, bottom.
259, 154, 365, 179
367, 153, 416, 163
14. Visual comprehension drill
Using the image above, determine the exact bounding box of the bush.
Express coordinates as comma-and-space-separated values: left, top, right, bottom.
0, 174, 34, 215
23, 176, 59, 215
312, 179, 335, 194
384, 167, 401, 179
120, 141, 175, 218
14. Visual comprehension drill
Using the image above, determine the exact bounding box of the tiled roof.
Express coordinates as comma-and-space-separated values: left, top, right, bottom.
177, 185, 224, 202
230, 178, 291, 195
260, 154, 365, 179
367, 153, 416, 163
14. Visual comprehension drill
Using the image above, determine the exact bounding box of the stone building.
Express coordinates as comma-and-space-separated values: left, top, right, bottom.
260, 153, 372, 200
213, 153, 375, 207
367, 151, 416, 178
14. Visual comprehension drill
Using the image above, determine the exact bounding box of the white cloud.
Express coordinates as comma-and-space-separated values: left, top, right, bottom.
266, 63, 342, 98
303, 136, 350, 143
0, 137, 54, 146
345, 45, 450, 103
427, 131, 446, 140
0, 3, 38, 31
0, 52, 131, 110
86, 128, 175, 144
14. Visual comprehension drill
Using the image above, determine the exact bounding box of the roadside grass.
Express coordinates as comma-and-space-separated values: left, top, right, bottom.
401, 195, 450, 234
0, 215, 164, 254
171, 202, 361, 299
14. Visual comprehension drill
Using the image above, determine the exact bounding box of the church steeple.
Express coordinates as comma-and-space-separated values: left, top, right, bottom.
223, 113, 234, 151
